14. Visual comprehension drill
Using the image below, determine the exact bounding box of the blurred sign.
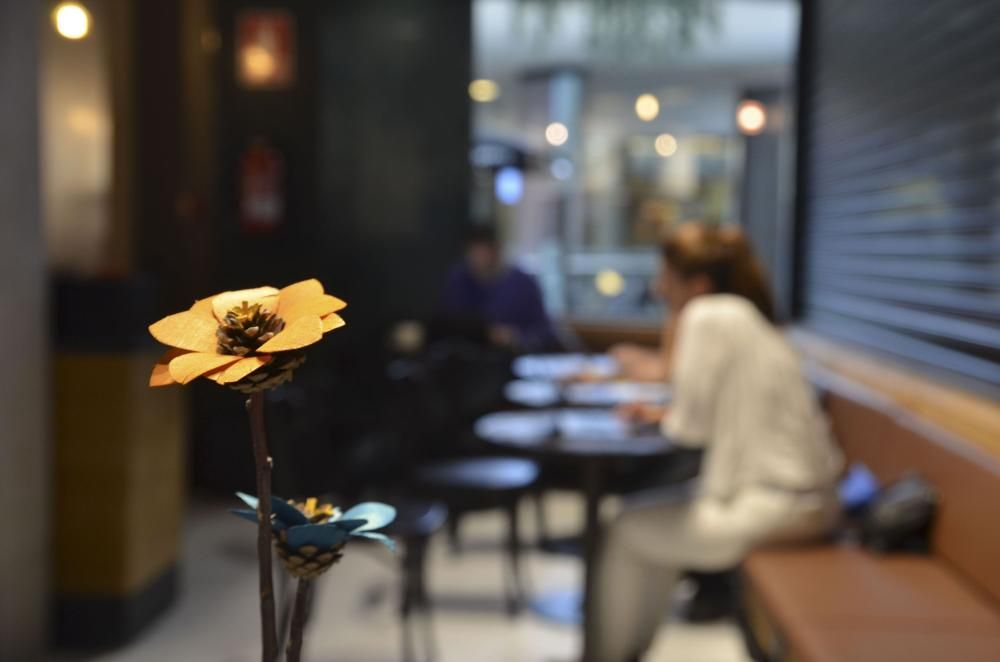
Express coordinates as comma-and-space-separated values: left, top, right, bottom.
236, 10, 295, 89
239, 139, 285, 233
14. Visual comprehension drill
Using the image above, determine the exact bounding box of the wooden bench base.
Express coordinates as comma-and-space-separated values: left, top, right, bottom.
744, 545, 1000, 662
741, 366, 1000, 662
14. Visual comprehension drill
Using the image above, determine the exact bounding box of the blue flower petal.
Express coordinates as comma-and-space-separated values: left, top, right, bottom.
236, 492, 258, 509
340, 502, 396, 532
230, 507, 290, 532
286, 523, 351, 549
330, 518, 368, 532
270, 496, 310, 527
230, 508, 259, 525
355, 531, 397, 552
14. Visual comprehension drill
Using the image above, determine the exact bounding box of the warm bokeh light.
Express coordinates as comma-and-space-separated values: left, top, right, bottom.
654, 133, 678, 157
468, 79, 500, 103
595, 269, 626, 297
545, 122, 569, 147
635, 93, 660, 122
736, 99, 767, 135
53, 2, 91, 40
240, 45, 277, 83
66, 106, 103, 137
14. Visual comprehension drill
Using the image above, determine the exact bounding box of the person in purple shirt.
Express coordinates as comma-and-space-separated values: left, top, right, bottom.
442, 225, 556, 352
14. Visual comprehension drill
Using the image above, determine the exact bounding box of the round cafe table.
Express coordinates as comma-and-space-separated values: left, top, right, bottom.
504, 378, 671, 409
511, 353, 618, 381
474, 408, 674, 662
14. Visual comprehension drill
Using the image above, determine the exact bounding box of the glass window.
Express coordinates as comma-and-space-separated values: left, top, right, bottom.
471, 0, 800, 323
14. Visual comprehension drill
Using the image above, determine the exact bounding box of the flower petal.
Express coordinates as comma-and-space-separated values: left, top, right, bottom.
150, 348, 187, 386
276, 279, 324, 317
269, 496, 311, 527
211, 286, 280, 320
331, 518, 367, 532
210, 356, 271, 384
321, 313, 346, 333
328, 295, 347, 313
168, 352, 241, 384
286, 523, 351, 549
236, 492, 259, 509
256, 315, 324, 353
340, 502, 396, 532
281, 294, 347, 324
354, 531, 397, 552
149, 311, 221, 353
232, 496, 290, 531
189, 295, 217, 319
230, 508, 260, 525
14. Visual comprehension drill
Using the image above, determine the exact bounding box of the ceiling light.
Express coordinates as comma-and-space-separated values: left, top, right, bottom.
736, 100, 767, 135
53, 2, 90, 40
635, 93, 660, 122
545, 122, 569, 147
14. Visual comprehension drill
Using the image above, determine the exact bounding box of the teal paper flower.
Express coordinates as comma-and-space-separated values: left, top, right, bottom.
232, 493, 396, 579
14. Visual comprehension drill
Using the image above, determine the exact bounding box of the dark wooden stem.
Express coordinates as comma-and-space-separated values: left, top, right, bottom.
286, 579, 313, 662
247, 392, 279, 662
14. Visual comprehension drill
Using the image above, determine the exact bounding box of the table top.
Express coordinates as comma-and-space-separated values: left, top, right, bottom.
504, 379, 671, 409
511, 353, 618, 381
415, 457, 540, 492
503, 379, 562, 407
475, 408, 672, 458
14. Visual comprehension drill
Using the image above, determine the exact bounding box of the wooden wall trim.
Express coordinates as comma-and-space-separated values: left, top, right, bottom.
790, 328, 1000, 459
567, 319, 660, 352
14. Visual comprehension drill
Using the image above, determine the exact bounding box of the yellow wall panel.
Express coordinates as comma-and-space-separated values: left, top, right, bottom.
54, 352, 186, 595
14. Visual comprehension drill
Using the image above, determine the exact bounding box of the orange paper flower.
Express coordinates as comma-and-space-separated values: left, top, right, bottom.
148, 279, 346, 391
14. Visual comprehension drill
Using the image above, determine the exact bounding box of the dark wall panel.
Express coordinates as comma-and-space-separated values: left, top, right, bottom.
214, 0, 321, 294
191, 0, 471, 493
799, 0, 1000, 394
209, 0, 469, 345
316, 0, 470, 342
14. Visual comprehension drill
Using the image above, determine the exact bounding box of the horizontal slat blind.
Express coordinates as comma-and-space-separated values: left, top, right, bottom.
800, 0, 1000, 394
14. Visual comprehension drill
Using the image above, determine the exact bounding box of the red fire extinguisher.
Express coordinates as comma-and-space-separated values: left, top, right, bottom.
239, 138, 285, 233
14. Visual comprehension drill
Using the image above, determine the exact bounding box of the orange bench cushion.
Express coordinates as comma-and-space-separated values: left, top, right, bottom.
745, 545, 1000, 662
825, 388, 1000, 604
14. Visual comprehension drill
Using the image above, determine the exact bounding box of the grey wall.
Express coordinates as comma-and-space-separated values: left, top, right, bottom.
0, 0, 49, 657
739, 88, 788, 317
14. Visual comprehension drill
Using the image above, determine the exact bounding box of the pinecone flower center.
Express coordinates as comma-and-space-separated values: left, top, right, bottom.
217, 301, 286, 356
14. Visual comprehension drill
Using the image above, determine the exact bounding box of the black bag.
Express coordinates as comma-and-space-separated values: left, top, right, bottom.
861, 473, 938, 553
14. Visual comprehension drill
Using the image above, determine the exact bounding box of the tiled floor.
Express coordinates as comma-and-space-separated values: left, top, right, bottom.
54, 494, 748, 662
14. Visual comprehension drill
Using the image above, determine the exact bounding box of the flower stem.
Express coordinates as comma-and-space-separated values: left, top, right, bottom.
286, 578, 313, 662
247, 392, 279, 662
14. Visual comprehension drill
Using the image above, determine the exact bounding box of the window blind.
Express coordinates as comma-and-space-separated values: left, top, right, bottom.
797, 0, 1000, 394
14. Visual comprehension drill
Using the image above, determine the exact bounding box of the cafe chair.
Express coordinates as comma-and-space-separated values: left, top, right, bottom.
384, 500, 448, 662
413, 457, 539, 615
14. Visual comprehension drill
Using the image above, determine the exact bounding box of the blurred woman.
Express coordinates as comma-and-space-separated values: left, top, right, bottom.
606, 217, 756, 383
592, 223, 843, 661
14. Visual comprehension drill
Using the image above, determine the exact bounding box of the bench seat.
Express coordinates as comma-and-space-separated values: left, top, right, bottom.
745, 545, 1000, 662
741, 371, 1000, 662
